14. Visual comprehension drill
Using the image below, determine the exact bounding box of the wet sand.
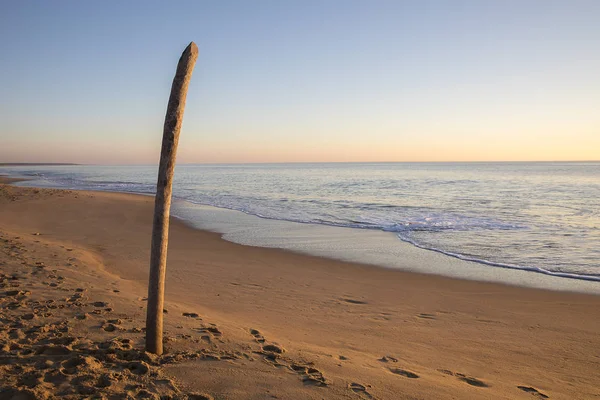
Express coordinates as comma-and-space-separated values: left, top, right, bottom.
1, 178, 599, 399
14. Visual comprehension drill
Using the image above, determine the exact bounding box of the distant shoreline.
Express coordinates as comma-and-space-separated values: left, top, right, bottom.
0, 163, 80, 166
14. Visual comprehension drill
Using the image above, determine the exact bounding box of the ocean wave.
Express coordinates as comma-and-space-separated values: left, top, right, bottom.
396, 232, 600, 282
178, 195, 522, 233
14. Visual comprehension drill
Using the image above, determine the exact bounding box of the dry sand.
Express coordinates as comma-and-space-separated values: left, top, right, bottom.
0, 178, 599, 399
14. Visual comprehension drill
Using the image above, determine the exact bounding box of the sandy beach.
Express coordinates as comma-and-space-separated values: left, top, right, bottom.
1, 178, 599, 399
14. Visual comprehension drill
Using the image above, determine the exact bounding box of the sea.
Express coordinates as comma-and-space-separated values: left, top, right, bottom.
2, 162, 599, 292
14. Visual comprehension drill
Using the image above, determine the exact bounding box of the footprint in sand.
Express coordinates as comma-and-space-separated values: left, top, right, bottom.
250, 328, 266, 343
4, 289, 30, 297
349, 382, 375, 399
289, 364, 328, 387
262, 344, 284, 354
102, 323, 120, 332
389, 367, 419, 379
187, 393, 214, 400
254, 341, 327, 387
341, 298, 368, 305
75, 313, 90, 320
197, 324, 222, 337
439, 370, 489, 388
518, 386, 549, 398
456, 374, 488, 388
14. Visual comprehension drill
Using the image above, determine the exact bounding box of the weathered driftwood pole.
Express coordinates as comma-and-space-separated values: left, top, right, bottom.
146, 42, 198, 355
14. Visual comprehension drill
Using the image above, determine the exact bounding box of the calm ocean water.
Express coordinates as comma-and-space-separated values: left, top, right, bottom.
3, 162, 599, 281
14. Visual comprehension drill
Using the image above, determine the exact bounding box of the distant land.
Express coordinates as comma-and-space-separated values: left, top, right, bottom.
0, 163, 79, 166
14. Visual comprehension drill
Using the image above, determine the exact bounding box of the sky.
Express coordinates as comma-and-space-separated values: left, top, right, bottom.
0, 0, 599, 164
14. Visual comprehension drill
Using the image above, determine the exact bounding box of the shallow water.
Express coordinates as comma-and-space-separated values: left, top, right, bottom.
3, 162, 599, 282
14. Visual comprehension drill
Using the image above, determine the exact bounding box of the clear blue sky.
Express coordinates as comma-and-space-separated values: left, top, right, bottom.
1, 1, 599, 163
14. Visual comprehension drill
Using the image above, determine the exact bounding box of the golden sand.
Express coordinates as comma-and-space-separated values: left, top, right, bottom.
1, 179, 599, 399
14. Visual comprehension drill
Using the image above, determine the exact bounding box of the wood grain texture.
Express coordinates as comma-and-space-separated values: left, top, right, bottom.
146, 42, 198, 355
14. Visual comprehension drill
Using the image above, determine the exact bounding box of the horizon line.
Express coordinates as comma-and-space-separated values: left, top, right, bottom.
2, 160, 599, 167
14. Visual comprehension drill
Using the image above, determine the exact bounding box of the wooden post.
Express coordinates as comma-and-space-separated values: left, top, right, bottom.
146, 42, 198, 355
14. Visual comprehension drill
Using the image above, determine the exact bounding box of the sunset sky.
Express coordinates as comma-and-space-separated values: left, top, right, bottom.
1, 1, 599, 164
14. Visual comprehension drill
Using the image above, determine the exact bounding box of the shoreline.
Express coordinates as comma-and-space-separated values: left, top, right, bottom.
173, 200, 600, 294
4, 174, 582, 295
5, 174, 600, 293
1, 179, 600, 399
